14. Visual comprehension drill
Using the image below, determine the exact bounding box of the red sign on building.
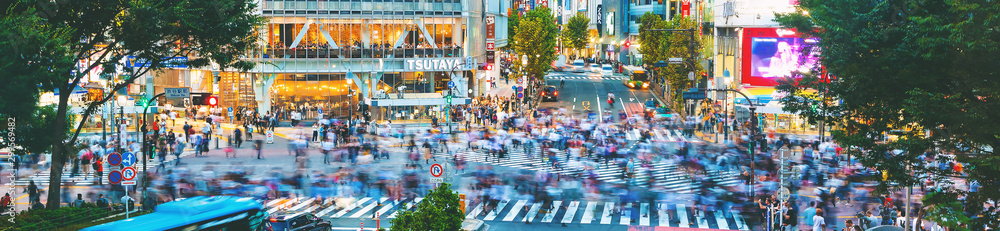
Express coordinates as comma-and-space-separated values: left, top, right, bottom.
486, 16, 496, 40
681, 0, 691, 17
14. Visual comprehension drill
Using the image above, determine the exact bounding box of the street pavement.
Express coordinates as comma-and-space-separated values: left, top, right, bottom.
1, 70, 893, 230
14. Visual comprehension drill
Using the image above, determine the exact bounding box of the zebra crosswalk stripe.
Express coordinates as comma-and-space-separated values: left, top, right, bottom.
263, 196, 747, 229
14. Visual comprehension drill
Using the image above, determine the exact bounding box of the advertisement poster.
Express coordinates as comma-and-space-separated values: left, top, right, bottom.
681, 0, 690, 17
741, 28, 821, 86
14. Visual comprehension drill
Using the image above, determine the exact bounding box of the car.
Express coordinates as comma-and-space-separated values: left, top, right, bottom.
267, 212, 332, 231
551, 65, 569, 72
541, 85, 559, 101
601, 64, 614, 77
589, 63, 600, 72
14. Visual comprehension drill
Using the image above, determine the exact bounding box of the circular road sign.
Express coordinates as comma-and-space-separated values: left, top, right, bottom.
517, 93, 524, 98
778, 187, 790, 201
121, 167, 137, 181
121, 152, 137, 167
430, 164, 444, 177
108, 170, 122, 185
107, 152, 122, 166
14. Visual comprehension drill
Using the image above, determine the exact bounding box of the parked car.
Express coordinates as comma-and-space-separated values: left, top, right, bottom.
267, 212, 332, 231
541, 85, 559, 102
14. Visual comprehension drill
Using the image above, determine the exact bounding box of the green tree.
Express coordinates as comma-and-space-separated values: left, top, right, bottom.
390, 183, 464, 231
513, 6, 558, 82
0, 8, 76, 159
0, 0, 265, 209
775, 0, 1000, 229
637, 13, 703, 115
507, 12, 520, 47
562, 13, 590, 58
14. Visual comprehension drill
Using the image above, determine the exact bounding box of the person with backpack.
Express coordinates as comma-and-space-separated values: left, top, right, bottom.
96, 194, 111, 210
73, 193, 86, 207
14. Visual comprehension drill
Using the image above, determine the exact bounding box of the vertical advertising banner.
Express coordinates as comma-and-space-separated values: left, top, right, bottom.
681, 0, 690, 17
486, 16, 496, 40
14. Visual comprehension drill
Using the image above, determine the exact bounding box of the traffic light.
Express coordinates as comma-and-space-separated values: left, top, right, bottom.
207, 95, 218, 106
624, 40, 630, 47
702, 72, 708, 78
446, 95, 453, 104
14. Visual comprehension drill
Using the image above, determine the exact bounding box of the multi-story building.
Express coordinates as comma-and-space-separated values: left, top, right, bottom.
134, 0, 510, 124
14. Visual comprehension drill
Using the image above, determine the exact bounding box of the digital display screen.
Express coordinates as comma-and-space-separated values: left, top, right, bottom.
750, 37, 820, 78
741, 28, 821, 86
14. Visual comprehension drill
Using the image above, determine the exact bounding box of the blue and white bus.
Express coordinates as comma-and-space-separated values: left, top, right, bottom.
83, 196, 269, 231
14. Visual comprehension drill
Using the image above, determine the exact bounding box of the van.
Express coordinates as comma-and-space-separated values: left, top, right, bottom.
572, 60, 586, 73
601, 64, 614, 77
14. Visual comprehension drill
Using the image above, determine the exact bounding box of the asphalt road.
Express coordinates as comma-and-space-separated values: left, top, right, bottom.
540, 71, 655, 121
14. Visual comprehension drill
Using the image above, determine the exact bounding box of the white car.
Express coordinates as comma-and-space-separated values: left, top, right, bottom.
589, 63, 600, 72
601, 64, 614, 77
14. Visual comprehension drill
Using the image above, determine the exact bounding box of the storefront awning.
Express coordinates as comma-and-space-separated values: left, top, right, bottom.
369, 93, 472, 107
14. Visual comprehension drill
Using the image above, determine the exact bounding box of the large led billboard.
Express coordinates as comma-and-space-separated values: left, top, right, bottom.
741, 28, 820, 86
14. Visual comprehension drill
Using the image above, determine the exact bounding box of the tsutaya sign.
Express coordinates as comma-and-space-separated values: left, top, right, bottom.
405, 58, 467, 71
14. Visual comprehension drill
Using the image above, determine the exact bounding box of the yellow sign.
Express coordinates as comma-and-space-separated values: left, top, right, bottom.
459, 194, 466, 214
582, 101, 591, 110
882, 170, 888, 181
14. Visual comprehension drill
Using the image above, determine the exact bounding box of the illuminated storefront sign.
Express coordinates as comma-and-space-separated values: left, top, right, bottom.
405, 58, 466, 71
606, 12, 615, 35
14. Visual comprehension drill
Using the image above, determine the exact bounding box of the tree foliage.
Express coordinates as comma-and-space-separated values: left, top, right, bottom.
637, 13, 703, 114
390, 183, 464, 231
0, 0, 265, 209
0, 7, 76, 157
512, 6, 558, 82
775, 0, 1000, 229
562, 13, 590, 57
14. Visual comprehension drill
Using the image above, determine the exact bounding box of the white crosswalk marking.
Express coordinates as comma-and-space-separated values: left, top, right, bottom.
733, 211, 750, 230
466, 202, 484, 219
715, 209, 730, 230
522, 203, 542, 222
541, 201, 562, 223
387, 198, 422, 218
503, 200, 527, 222
289, 198, 316, 211
657, 203, 670, 227
619, 203, 631, 225
264, 196, 746, 229
695, 208, 709, 228
349, 197, 388, 218
560, 201, 580, 224
580, 202, 596, 224
639, 203, 650, 226
483, 200, 509, 221
600, 202, 614, 224
331, 197, 372, 218
676, 204, 690, 228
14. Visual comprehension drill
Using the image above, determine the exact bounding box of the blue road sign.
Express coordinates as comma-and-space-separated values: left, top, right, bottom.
107, 152, 122, 166
448, 81, 456, 88
228, 107, 233, 112
121, 152, 137, 167
517, 92, 523, 98
108, 171, 122, 185
517, 86, 524, 92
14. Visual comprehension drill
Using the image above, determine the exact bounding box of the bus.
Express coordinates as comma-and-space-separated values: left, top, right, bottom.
83, 196, 269, 231
621, 66, 649, 89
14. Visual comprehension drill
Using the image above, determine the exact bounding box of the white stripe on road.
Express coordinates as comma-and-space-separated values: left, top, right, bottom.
466, 201, 484, 219
733, 211, 750, 230
676, 204, 690, 228
522, 203, 542, 222
560, 201, 580, 224
580, 202, 596, 224
639, 203, 650, 226
619, 203, 631, 225
331, 197, 372, 218
483, 200, 509, 221
348, 197, 387, 218
541, 201, 562, 223
600, 202, 614, 224
657, 203, 670, 227
289, 198, 316, 211
502, 200, 528, 222
715, 210, 730, 230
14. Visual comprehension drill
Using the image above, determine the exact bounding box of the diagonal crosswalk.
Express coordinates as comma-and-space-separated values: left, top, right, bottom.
436, 140, 741, 193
